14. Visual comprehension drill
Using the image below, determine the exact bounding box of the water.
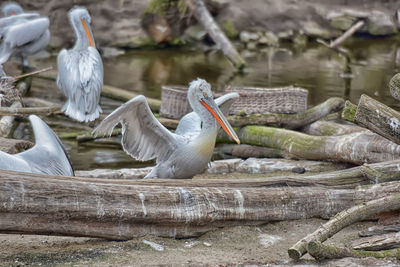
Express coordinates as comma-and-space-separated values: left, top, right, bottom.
8, 37, 400, 170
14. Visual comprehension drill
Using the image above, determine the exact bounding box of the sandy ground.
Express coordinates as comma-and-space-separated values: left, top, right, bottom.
1, 218, 399, 266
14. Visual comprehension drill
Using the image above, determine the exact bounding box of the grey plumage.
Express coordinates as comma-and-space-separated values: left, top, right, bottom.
0, 115, 74, 176
93, 78, 239, 179
0, 3, 50, 67
56, 7, 103, 122
2, 2, 23, 16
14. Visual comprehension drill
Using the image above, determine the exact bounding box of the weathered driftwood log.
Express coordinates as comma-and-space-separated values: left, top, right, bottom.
0, 105, 60, 116
341, 100, 357, 122
343, 94, 400, 145
0, 102, 21, 137
34, 72, 162, 112
307, 241, 400, 261
301, 120, 366, 136
329, 20, 365, 49
77, 158, 355, 186
0, 137, 33, 154
218, 125, 400, 165
187, 0, 246, 69
0, 170, 399, 240
22, 97, 62, 109
359, 224, 400, 237
352, 232, 400, 251
13, 67, 52, 81
288, 192, 400, 260
228, 97, 344, 129
101, 85, 161, 112
361, 160, 400, 184
214, 144, 283, 159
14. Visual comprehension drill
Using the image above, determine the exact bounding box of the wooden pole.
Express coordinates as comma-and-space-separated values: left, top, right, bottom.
188, 0, 246, 69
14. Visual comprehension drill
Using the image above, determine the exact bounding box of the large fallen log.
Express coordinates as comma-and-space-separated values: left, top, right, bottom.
301, 120, 366, 136
342, 94, 400, 145
307, 241, 400, 261
214, 144, 284, 159
0, 170, 399, 240
77, 158, 355, 184
288, 190, 400, 260
227, 97, 344, 129
218, 125, 400, 165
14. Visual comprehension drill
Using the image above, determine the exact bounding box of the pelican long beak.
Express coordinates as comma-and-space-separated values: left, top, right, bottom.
200, 97, 240, 144
81, 19, 95, 47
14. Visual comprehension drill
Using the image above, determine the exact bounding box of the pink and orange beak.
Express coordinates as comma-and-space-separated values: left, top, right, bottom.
200, 97, 240, 144
81, 19, 95, 47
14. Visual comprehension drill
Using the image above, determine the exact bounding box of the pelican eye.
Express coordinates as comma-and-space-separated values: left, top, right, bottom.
203, 92, 208, 97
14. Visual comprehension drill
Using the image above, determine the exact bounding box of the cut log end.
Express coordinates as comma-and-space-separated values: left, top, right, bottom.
288, 248, 303, 261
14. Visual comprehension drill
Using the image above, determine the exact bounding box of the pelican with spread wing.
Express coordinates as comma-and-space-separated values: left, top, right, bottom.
0, 115, 74, 176
0, 2, 50, 68
93, 78, 240, 179
57, 6, 103, 122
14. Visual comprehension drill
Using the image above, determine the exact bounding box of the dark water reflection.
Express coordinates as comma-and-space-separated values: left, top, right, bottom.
9, 37, 400, 170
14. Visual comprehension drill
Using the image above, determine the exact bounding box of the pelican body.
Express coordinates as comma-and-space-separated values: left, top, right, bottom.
94, 78, 240, 179
0, 115, 74, 176
0, 2, 50, 68
57, 7, 103, 122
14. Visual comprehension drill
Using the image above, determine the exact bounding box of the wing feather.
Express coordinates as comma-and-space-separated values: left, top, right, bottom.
93, 95, 180, 162
2, 17, 49, 48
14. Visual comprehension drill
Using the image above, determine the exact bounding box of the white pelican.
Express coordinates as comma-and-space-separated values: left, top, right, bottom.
0, 2, 50, 68
0, 115, 74, 176
56, 6, 103, 122
93, 78, 240, 179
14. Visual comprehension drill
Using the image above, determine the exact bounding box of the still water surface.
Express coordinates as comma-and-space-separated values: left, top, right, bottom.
15, 37, 400, 170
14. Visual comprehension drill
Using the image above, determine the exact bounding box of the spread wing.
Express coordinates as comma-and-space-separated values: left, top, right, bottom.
1, 17, 49, 48
57, 47, 103, 120
93, 95, 181, 163
0, 12, 39, 32
14, 115, 74, 176
175, 92, 239, 138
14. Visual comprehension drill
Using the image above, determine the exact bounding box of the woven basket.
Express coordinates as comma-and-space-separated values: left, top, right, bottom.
227, 86, 308, 115
160, 85, 309, 119
160, 86, 192, 119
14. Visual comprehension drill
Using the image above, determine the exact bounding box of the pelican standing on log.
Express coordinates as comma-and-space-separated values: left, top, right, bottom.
0, 2, 50, 68
57, 7, 103, 122
93, 78, 240, 179
0, 115, 74, 176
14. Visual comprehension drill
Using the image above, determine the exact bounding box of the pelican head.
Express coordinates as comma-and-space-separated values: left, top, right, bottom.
2, 2, 23, 16
68, 6, 95, 48
188, 78, 240, 144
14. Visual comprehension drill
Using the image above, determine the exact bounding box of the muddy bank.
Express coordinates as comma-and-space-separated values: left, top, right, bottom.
12, 0, 400, 49
1, 219, 399, 266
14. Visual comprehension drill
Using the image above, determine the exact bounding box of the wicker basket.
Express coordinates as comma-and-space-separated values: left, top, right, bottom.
227, 86, 308, 115
160, 85, 309, 119
160, 86, 192, 119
